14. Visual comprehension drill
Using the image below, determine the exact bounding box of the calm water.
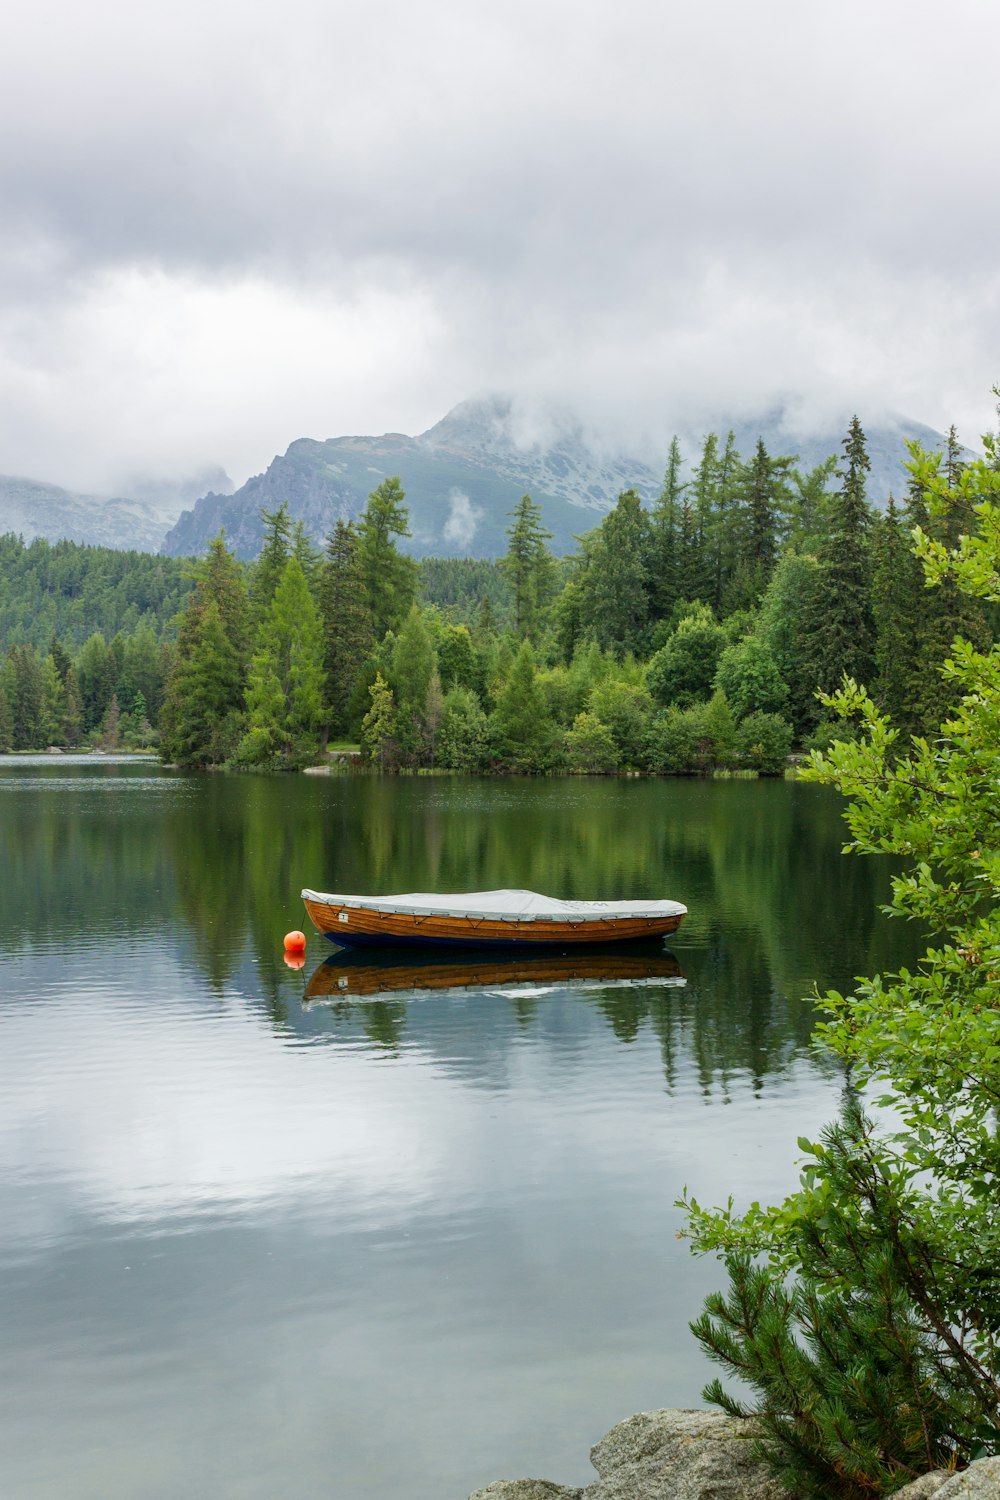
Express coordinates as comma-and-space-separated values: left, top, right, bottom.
0, 760, 915, 1500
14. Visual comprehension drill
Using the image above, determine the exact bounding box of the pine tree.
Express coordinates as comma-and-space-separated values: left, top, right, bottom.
9, 644, 45, 749
318, 520, 374, 738
870, 497, 914, 726
801, 417, 876, 706
499, 495, 555, 639
726, 440, 791, 610
0, 681, 11, 752
491, 639, 557, 770
159, 601, 244, 767
688, 432, 719, 608
649, 436, 686, 619
357, 477, 418, 639
239, 557, 325, 765
251, 504, 292, 625
40, 653, 66, 745
578, 489, 652, 657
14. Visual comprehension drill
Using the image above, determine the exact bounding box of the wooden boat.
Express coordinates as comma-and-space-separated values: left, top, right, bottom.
304, 946, 686, 1002
301, 887, 687, 949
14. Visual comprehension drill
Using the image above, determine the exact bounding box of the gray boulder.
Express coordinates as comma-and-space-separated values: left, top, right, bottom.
468, 1483, 581, 1500
922, 1461, 1000, 1500
469, 1408, 783, 1500
582, 1408, 784, 1500
469, 1409, 1000, 1500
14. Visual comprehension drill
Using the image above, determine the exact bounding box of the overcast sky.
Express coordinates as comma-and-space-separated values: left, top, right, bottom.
2, 0, 998, 492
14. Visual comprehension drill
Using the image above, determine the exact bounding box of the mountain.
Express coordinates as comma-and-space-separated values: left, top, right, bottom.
0, 466, 232, 552
160, 397, 965, 562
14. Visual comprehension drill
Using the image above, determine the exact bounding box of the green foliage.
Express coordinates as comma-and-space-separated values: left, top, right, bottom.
644, 693, 735, 774
714, 636, 788, 721
358, 477, 419, 638
577, 489, 652, 657
319, 519, 374, 737
491, 639, 560, 770
237, 557, 325, 767
681, 434, 1000, 1497
0, 533, 192, 653
692, 1102, 980, 1500
438, 686, 491, 771
587, 678, 655, 766
418, 556, 513, 628
361, 671, 397, 770
734, 710, 792, 774
159, 536, 249, 768
499, 495, 555, 640
647, 607, 726, 709
565, 711, 619, 773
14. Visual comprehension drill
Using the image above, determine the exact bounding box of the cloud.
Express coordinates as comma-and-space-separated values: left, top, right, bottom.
442, 490, 483, 550
0, 0, 998, 489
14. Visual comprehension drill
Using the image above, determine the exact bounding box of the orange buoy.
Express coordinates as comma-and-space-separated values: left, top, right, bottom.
283, 929, 306, 953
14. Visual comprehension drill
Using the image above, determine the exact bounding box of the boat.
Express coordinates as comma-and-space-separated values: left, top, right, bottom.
301, 887, 687, 950
303, 945, 686, 1002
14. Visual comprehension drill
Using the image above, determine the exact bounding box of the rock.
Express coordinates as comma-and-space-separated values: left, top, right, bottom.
469, 1408, 783, 1500
583, 1408, 784, 1500
894, 1473, 953, 1500
930, 1460, 1000, 1500
468, 1483, 581, 1500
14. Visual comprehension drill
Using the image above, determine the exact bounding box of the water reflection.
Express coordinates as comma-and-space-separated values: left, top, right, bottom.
0, 766, 919, 1500
304, 944, 687, 1001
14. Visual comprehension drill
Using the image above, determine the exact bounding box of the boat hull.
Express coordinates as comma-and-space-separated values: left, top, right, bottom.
302, 895, 686, 949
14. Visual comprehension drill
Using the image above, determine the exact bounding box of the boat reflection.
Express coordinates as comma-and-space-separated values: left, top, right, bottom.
303, 943, 686, 1004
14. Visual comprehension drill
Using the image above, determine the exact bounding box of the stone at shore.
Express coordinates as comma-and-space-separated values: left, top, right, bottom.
469, 1410, 1000, 1500
469, 1408, 782, 1500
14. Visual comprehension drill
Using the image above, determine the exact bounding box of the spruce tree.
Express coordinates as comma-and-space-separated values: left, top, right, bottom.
250, 503, 292, 625
318, 520, 374, 738
160, 601, 245, 767
499, 495, 555, 640
357, 476, 418, 639
649, 436, 686, 620
800, 416, 876, 707
578, 489, 652, 657
870, 497, 914, 727
239, 557, 325, 765
491, 639, 557, 769
158, 537, 250, 767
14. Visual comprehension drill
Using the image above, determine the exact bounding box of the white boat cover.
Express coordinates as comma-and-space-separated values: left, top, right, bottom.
302, 888, 687, 922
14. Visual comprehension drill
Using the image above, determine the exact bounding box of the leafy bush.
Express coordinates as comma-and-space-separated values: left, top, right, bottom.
735, 710, 792, 773
681, 437, 1000, 1498
565, 711, 619, 772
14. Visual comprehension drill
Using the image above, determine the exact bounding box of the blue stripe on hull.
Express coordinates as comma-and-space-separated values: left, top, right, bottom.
322, 930, 649, 952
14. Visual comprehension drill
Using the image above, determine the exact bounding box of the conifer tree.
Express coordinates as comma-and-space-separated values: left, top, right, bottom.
649, 436, 686, 619
158, 537, 250, 767
578, 489, 652, 657
870, 497, 914, 726
250, 504, 292, 625
239, 557, 325, 765
800, 417, 876, 708
40, 653, 66, 745
159, 601, 245, 767
357, 477, 418, 639
499, 495, 555, 639
688, 432, 719, 608
491, 639, 557, 769
0, 681, 11, 752
361, 671, 396, 770
726, 440, 791, 610
318, 520, 374, 738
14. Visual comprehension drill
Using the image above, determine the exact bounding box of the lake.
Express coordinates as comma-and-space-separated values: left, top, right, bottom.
0, 760, 915, 1500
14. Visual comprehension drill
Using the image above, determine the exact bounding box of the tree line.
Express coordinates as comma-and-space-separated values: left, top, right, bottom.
1, 414, 994, 767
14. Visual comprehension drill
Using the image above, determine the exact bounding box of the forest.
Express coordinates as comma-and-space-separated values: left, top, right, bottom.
0, 414, 994, 770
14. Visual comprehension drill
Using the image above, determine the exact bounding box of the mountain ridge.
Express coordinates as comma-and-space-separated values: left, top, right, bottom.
160, 396, 962, 561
